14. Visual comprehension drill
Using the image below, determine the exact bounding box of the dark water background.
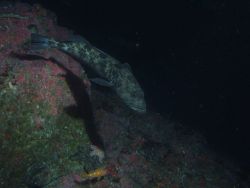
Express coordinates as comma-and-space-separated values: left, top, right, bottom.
25, 0, 250, 173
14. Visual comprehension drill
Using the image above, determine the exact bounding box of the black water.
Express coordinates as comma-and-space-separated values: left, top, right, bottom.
25, 0, 250, 174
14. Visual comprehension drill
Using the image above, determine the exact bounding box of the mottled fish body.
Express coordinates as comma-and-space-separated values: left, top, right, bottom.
30, 34, 146, 113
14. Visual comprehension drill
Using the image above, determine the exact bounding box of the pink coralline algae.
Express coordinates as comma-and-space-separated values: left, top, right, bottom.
14, 62, 67, 115
0, 2, 90, 115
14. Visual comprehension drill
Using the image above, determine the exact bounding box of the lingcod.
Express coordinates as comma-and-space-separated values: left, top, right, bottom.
30, 33, 146, 113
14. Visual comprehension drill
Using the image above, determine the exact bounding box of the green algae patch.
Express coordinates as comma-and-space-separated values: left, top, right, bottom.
0, 75, 90, 187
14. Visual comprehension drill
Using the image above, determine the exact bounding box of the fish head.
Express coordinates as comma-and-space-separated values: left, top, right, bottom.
116, 67, 146, 113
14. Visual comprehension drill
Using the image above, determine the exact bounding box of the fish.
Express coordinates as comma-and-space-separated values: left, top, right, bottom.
30, 33, 146, 113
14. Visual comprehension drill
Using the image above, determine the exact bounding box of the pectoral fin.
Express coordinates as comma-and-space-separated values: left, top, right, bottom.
90, 78, 113, 87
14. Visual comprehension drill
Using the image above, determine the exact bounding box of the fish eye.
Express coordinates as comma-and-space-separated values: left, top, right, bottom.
130, 90, 141, 98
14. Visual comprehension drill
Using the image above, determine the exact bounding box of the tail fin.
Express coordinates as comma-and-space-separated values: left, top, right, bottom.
30, 33, 56, 50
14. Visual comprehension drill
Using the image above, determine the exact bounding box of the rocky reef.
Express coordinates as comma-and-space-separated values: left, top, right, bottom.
0, 2, 249, 188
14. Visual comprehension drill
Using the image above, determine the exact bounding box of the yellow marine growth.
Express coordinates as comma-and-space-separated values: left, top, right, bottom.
79, 167, 108, 182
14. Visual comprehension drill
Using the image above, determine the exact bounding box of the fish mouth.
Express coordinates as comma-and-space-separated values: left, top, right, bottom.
128, 103, 146, 113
